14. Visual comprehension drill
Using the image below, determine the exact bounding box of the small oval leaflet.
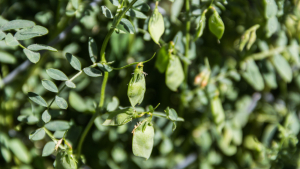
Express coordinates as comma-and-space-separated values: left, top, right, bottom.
148, 5, 165, 45
132, 122, 154, 159
194, 13, 206, 41
42, 110, 51, 123
83, 67, 102, 77
0, 51, 16, 64
128, 63, 146, 107
28, 92, 48, 107
0, 20, 35, 31
42, 141, 56, 157
42, 79, 58, 93
5, 33, 19, 46
45, 120, 70, 131
117, 18, 135, 34
9, 139, 32, 163
208, 11, 225, 40
46, 68, 69, 81
55, 96, 68, 109
27, 44, 57, 52
23, 48, 40, 63
66, 80, 76, 88
126, 8, 147, 19
210, 96, 225, 125
14, 25, 48, 40
101, 6, 113, 19
0, 30, 5, 40
88, 37, 98, 63
29, 128, 45, 141
66, 53, 81, 71
165, 55, 184, 91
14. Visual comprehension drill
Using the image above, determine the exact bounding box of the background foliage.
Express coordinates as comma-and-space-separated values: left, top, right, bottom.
1, 0, 300, 168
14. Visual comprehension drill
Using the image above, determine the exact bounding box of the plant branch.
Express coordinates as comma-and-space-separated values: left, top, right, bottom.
242, 46, 287, 62
76, 0, 138, 159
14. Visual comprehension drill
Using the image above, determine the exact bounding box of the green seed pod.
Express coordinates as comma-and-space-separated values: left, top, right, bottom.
246, 31, 257, 50
55, 150, 77, 169
102, 107, 136, 126
155, 46, 169, 73
210, 95, 225, 125
128, 63, 146, 107
148, 3, 165, 45
194, 12, 206, 41
165, 55, 184, 91
208, 10, 225, 40
132, 121, 154, 159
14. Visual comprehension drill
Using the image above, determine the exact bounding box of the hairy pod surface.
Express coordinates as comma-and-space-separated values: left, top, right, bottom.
128, 63, 146, 107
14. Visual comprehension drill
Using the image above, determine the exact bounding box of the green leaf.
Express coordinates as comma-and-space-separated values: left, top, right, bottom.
241, 59, 264, 91
0, 20, 35, 31
210, 96, 225, 125
148, 6, 164, 44
55, 96, 68, 109
71, 0, 79, 9
103, 107, 135, 126
28, 92, 48, 107
165, 107, 178, 121
27, 44, 57, 52
208, 11, 225, 40
17, 115, 39, 124
66, 10, 76, 16
0, 51, 16, 64
101, 6, 113, 19
259, 60, 277, 89
66, 80, 76, 88
288, 40, 299, 64
155, 46, 169, 73
194, 13, 206, 41
1, 147, 11, 163
266, 17, 278, 38
54, 131, 66, 139
131, 0, 150, 12
45, 120, 70, 131
5, 33, 19, 46
83, 67, 102, 77
165, 55, 184, 91
46, 68, 69, 81
117, 18, 135, 34
264, 0, 278, 19
29, 128, 45, 141
271, 54, 292, 83
0, 30, 5, 40
42, 79, 58, 93
23, 48, 40, 63
132, 122, 154, 159
88, 37, 98, 63
97, 63, 113, 72
109, 0, 120, 6
126, 9, 147, 19
14, 25, 48, 40
9, 139, 32, 163
42, 141, 56, 157
107, 96, 119, 112
42, 110, 51, 123
69, 91, 87, 112
159, 138, 173, 155
66, 53, 81, 71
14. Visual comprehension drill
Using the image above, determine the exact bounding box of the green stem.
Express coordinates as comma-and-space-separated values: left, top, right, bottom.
242, 46, 287, 62
43, 127, 65, 149
75, 0, 138, 159
100, 0, 138, 62
76, 72, 108, 158
112, 53, 156, 70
